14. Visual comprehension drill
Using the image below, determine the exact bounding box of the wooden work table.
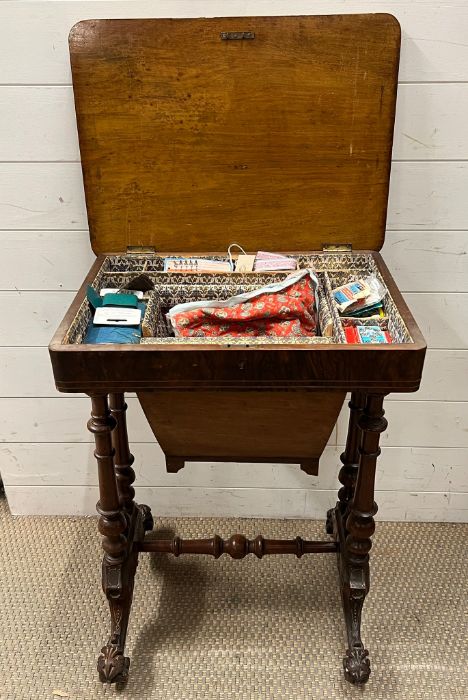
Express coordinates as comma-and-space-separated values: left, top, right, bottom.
49, 15, 426, 686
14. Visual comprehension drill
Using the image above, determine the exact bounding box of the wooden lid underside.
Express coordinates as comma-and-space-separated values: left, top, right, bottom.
69, 15, 400, 254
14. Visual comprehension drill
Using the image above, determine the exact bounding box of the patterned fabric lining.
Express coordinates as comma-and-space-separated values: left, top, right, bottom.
63, 253, 412, 345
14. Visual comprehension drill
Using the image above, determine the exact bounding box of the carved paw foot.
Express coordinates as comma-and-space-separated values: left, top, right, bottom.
97, 644, 130, 684
140, 504, 154, 533
343, 646, 371, 684
325, 507, 334, 535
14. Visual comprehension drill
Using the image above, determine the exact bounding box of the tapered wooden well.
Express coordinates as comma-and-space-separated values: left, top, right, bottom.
138, 390, 346, 475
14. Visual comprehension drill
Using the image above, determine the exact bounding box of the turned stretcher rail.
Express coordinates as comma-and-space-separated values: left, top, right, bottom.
136, 533, 338, 558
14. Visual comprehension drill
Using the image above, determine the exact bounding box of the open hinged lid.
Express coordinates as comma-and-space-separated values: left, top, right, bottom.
69, 14, 400, 255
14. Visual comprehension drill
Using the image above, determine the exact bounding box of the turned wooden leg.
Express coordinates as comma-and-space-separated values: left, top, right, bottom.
109, 393, 136, 518
338, 393, 387, 684
326, 392, 366, 534
88, 393, 149, 684
109, 393, 153, 532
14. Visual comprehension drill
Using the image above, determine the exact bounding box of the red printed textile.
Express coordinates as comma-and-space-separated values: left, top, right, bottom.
169, 273, 318, 338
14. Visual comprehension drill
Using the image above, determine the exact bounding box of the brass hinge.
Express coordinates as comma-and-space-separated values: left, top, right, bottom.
126, 246, 156, 255
322, 243, 352, 253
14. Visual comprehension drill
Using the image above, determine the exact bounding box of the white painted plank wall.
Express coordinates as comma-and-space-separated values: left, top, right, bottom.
0, 0, 467, 520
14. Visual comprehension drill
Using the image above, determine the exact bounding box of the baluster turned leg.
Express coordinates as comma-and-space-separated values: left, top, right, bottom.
88, 393, 150, 684
339, 393, 387, 684
109, 393, 153, 532
326, 392, 366, 534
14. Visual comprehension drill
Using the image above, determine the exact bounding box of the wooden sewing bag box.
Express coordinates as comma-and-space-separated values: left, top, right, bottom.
49, 15, 426, 684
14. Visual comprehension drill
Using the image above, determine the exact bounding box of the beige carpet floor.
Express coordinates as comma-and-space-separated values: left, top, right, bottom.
1, 495, 467, 700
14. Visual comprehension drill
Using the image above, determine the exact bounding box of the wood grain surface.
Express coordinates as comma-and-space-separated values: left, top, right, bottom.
138, 389, 346, 471
69, 15, 400, 254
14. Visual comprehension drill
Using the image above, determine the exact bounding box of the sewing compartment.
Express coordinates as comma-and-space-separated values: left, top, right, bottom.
63, 252, 413, 346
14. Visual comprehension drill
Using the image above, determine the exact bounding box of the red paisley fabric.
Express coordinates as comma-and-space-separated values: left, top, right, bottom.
168, 271, 318, 338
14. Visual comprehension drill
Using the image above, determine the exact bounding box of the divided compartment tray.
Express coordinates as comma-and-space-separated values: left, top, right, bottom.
141, 274, 343, 344
63, 252, 413, 346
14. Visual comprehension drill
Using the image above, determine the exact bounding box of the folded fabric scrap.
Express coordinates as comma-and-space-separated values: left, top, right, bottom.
166, 268, 318, 338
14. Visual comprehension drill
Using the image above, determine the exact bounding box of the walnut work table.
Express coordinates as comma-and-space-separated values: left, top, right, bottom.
49, 15, 426, 686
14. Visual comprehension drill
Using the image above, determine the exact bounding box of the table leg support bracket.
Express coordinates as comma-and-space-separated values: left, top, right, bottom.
89, 390, 385, 686
330, 505, 371, 684
326, 392, 386, 685
97, 501, 153, 684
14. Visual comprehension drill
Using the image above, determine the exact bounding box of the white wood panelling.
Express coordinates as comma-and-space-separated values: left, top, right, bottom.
2, 162, 468, 232
382, 231, 468, 293
393, 84, 468, 161
0, 164, 85, 229
1, 348, 466, 401
0, 292, 74, 346
0, 231, 93, 291
403, 293, 468, 350
404, 350, 468, 402
1, 0, 468, 519
0, 348, 61, 398
3, 443, 468, 493
1, 398, 467, 448
2, 1, 468, 84
4, 83, 468, 162
5, 484, 468, 522
387, 162, 468, 231
0, 87, 79, 162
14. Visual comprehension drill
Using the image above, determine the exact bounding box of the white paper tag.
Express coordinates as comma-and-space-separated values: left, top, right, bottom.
100, 288, 144, 299
93, 307, 142, 326
235, 255, 256, 273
